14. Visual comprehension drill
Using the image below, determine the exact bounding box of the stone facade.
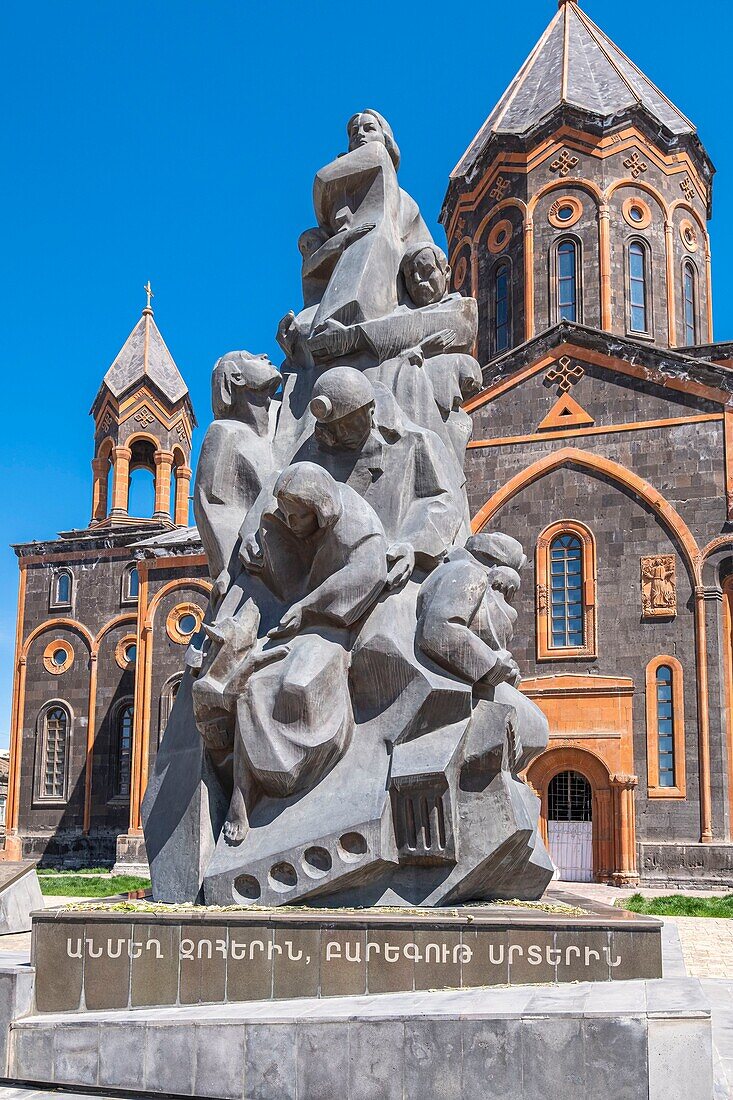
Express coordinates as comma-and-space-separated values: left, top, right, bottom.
446, 1, 733, 884
6, 0, 733, 887
4, 307, 208, 867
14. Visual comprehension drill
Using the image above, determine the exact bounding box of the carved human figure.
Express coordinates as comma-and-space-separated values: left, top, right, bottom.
421, 352, 483, 463
193, 352, 281, 608
416, 532, 548, 775
306, 110, 431, 341
308, 241, 477, 367
236, 366, 466, 589
224, 462, 388, 843
416, 533, 525, 693
143, 107, 550, 909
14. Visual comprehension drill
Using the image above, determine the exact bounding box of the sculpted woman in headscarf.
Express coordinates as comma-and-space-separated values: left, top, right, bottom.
223, 461, 388, 843
304, 110, 430, 337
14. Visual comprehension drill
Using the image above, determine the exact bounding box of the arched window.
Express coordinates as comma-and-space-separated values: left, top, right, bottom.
555, 239, 579, 323
128, 438, 157, 518
683, 261, 697, 347
549, 535, 583, 648
159, 674, 183, 743
646, 656, 686, 798
536, 521, 597, 660
113, 703, 134, 800
628, 240, 650, 334
37, 704, 70, 801
50, 569, 73, 610
121, 564, 139, 604
494, 262, 511, 354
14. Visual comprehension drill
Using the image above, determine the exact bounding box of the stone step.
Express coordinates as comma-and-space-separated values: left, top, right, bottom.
8, 979, 714, 1100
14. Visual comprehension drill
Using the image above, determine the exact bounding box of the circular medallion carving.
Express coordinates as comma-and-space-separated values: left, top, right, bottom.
548, 196, 583, 229
115, 634, 138, 671
487, 219, 513, 254
453, 255, 468, 291
43, 638, 74, 675
622, 197, 652, 230
679, 218, 699, 253
166, 602, 204, 645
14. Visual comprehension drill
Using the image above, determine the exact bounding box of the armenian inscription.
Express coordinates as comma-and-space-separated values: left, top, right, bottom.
31, 907, 662, 1014
65, 932, 624, 969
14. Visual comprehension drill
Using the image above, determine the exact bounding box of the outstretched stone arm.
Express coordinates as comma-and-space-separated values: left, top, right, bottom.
277, 531, 387, 637
309, 295, 477, 364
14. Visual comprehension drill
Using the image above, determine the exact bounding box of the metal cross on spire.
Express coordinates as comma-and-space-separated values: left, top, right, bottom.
144, 280, 154, 311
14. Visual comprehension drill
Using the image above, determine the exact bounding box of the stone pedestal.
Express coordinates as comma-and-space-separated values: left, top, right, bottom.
112, 832, 149, 877
29, 889, 661, 1015
7, 980, 714, 1099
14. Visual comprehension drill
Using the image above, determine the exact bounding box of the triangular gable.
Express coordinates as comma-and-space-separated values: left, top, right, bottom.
465, 340, 733, 415
538, 393, 594, 431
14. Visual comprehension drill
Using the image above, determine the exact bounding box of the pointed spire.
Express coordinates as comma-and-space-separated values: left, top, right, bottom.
451, 1, 696, 178
97, 289, 190, 406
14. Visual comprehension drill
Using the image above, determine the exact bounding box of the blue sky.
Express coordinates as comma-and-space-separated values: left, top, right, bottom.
0, 0, 731, 746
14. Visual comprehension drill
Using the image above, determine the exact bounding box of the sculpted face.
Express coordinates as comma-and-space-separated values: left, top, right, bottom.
213, 352, 280, 418
406, 247, 448, 307
348, 112, 385, 152
278, 495, 319, 538
314, 405, 374, 451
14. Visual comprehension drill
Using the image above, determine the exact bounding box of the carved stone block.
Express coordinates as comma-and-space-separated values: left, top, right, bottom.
641, 554, 676, 618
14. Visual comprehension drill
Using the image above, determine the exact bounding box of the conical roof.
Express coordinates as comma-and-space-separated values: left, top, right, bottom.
453, 0, 695, 177
101, 307, 189, 405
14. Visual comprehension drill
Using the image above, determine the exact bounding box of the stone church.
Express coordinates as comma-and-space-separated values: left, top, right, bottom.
5, 0, 733, 884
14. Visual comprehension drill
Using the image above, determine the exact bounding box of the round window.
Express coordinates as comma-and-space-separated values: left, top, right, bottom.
52, 649, 67, 667
125, 643, 137, 664
629, 205, 645, 223
557, 205, 575, 222
178, 614, 198, 635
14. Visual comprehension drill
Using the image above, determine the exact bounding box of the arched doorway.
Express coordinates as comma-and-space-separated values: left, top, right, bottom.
547, 770, 593, 882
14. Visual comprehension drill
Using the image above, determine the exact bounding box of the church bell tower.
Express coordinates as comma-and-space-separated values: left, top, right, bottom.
89, 285, 196, 528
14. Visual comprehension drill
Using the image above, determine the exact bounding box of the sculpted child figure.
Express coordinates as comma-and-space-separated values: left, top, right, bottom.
224, 461, 388, 844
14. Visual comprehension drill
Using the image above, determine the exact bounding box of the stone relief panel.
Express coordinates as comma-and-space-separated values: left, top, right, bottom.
641, 554, 676, 619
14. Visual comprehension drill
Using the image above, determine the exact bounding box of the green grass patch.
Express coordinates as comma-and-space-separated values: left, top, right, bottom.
37, 866, 111, 876
38, 874, 151, 898
622, 892, 733, 918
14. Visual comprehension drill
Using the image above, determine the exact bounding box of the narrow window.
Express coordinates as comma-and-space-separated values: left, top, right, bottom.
494, 262, 510, 353
655, 665, 675, 788
51, 570, 73, 608
557, 240, 578, 322
122, 564, 139, 603
629, 241, 649, 333
645, 655, 686, 797
159, 675, 182, 743
683, 262, 697, 346
115, 704, 134, 799
43, 706, 68, 799
549, 534, 584, 648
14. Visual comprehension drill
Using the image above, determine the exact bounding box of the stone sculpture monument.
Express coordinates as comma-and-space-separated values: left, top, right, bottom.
143, 108, 554, 906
